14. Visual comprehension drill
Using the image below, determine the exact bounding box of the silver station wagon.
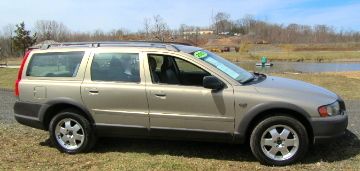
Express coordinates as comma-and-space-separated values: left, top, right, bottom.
14, 42, 347, 166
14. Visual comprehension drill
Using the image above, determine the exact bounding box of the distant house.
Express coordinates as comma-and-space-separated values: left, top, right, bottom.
255, 40, 270, 44
218, 32, 230, 35
183, 30, 214, 35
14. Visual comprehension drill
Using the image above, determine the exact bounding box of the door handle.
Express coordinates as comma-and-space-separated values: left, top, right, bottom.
152, 91, 166, 98
154, 93, 166, 97
89, 90, 99, 93
86, 88, 99, 95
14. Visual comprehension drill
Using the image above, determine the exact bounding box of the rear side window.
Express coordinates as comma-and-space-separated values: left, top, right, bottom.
91, 53, 140, 82
26, 51, 84, 77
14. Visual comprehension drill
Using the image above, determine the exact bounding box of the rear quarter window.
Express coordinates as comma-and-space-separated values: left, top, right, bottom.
26, 51, 85, 77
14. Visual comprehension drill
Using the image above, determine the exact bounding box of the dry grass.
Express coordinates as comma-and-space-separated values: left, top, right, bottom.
0, 68, 17, 89
325, 71, 360, 80
0, 57, 23, 65
0, 123, 359, 170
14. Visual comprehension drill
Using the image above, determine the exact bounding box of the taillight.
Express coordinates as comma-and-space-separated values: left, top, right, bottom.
15, 50, 31, 96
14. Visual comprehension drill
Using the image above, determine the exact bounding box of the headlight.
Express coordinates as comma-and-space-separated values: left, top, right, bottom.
318, 101, 340, 117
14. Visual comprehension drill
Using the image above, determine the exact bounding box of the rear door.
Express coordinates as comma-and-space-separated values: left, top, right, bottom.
81, 49, 149, 134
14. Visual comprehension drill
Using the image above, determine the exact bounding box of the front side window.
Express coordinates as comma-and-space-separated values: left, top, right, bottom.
91, 53, 140, 82
148, 54, 210, 86
26, 51, 84, 77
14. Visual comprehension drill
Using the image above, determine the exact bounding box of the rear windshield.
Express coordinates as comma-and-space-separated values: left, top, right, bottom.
26, 51, 84, 77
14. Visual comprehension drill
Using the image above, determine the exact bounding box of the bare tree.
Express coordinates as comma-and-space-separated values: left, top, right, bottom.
1, 17, 358, 47
109, 29, 127, 40
214, 12, 231, 34
151, 15, 171, 42
35, 20, 69, 42
0, 24, 15, 56
143, 17, 151, 40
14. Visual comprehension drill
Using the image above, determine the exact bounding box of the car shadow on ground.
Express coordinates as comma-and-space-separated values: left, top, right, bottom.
40, 130, 360, 164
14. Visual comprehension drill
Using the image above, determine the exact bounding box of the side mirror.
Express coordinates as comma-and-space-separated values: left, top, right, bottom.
203, 76, 224, 90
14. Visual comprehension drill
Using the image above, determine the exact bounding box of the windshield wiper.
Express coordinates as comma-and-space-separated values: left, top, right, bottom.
253, 72, 267, 79
241, 74, 256, 84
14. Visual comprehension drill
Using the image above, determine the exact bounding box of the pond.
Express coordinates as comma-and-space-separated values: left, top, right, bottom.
236, 62, 360, 73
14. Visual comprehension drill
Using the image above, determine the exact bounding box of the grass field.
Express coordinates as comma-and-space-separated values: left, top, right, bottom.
0, 68, 17, 89
0, 57, 23, 65
0, 123, 359, 170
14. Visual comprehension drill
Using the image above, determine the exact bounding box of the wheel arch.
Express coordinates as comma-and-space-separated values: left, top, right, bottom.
235, 102, 314, 144
39, 97, 95, 130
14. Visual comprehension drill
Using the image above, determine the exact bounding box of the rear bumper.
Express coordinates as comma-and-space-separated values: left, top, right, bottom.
311, 113, 348, 144
15, 114, 44, 130
14, 101, 45, 130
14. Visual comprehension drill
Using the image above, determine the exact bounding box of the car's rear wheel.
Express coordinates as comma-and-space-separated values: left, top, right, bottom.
250, 115, 309, 166
49, 110, 96, 153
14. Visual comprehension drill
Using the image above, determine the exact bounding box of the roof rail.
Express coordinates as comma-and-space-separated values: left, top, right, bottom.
40, 41, 192, 51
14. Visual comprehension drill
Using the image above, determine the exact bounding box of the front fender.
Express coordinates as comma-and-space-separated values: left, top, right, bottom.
235, 101, 312, 142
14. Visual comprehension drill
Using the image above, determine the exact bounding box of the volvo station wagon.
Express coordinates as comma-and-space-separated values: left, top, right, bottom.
14, 42, 347, 165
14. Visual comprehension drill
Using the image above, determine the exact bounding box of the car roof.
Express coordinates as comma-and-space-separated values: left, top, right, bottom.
30, 41, 202, 53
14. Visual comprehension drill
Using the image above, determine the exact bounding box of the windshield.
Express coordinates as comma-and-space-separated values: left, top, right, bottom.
190, 50, 253, 83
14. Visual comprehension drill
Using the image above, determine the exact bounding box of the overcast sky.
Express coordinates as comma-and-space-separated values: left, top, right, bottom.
0, 0, 359, 32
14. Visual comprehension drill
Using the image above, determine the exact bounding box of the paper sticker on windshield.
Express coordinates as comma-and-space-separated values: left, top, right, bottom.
194, 51, 208, 58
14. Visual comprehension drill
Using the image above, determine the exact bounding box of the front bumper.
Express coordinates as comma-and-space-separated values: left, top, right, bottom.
310, 113, 348, 144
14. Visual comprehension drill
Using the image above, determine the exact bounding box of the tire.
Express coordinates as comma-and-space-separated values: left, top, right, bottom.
49, 109, 96, 153
250, 115, 309, 166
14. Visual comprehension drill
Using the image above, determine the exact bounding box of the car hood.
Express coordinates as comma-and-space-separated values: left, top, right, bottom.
253, 76, 338, 103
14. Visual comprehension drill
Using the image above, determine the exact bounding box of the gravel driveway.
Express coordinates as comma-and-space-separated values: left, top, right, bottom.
1, 90, 359, 136
0, 90, 17, 123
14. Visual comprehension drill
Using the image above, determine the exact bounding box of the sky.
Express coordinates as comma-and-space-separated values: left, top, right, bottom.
0, 0, 359, 32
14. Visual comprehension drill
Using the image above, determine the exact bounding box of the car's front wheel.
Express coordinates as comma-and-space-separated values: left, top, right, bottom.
250, 115, 309, 166
49, 110, 96, 153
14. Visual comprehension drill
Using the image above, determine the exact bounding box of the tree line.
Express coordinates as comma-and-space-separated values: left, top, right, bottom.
1, 12, 360, 57
185, 13, 360, 43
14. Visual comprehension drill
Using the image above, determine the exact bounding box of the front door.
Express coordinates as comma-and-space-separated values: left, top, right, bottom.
145, 53, 235, 139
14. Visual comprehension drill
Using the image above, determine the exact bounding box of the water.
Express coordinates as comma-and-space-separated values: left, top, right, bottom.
237, 62, 360, 73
